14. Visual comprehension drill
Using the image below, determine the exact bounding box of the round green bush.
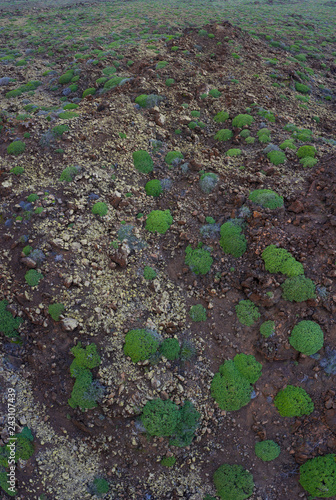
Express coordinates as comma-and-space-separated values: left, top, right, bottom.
281, 276, 316, 302
295, 82, 310, 94
189, 304, 207, 322
289, 320, 324, 355
161, 456, 176, 467
249, 189, 284, 209
262, 245, 304, 277
91, 477, 109, 497
7, 141, 25, 156
260, 320, 275, 338
25, 269, 43, 287
165, 78, 175, 87
214, 129, 233, 141
92, 202, 108, 216
219, 221, 247, 258
10, 166, 24, 175
165, 151, 184, 165
300, 157, 318, 168
297, 145, 316, 158
59, 165, 80, 182
213, 463, 254, 500
209, 88, 221, 98
235, 300, 260, 326
267, 150, 286, 165
141, 398, 180, 436
226, 148, 241, 157
124, 329, 159, 363
145, 179, 162, 197
159, 338, 180, 360
59, 71, 74, 84
233, 353, 262, 384
214, 111, 229, 123
299, 454, 336, 498
185, 245, 213, 275
232, 114, 254, 128
211, 360, 253, 411
255, 440, 280, 461
82, 87, 96, 97
133, 150, 153, 173
143, 266, 157, 280
145, 210, 173, 234
274, 385, 314, 417
48, 303, 65, 321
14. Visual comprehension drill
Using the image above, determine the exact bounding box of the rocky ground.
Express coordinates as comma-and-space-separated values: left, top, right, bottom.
0, 1, 336, 499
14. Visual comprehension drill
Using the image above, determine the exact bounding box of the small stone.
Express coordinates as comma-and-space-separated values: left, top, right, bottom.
61, 317, 79, 331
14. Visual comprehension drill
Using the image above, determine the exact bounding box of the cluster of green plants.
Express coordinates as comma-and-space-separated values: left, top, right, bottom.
133, 150, 154, 173
92, 202, 108, 217
281, 275, 316, 302
299, 454, 336, 498
249, 189, 283, 209
189, 304, 207, 322
236, 300, 260, 326
48, 303, 65, 321
213, 463, 254, 499
289, 320, 324, 355
145, 210, 173, 234
0, 300, 23, 339
211, 354, 262, 411
262, 245, 304, 277
140, 398, 200, 447
6, 80, 41, 98
185, 243, 213, 275
25, 269, 43, 287
274, 385, 314, 417
164, 150, 184, 166
260, 320, 275, 338
7, 141, 26, 156
255, 440, 280, 462
219, 220, 247, 258
59, 165, 80, 182
68, 342, 103, 410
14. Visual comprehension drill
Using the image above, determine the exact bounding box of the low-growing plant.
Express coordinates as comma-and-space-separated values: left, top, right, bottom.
235, 300, 260, 326
281, 276, 316, 302
214, 129, 233, 141
189, 304, 207, 322
213, 463, 254, 500
295, 82, 310, 94
145, 179, 162, 197
209, 89, 221, 98
267, 150, 286, 165
232, 114, 254, 128
249, 189, 283, 209
233, 353, 262, 384
0, 300, 23, 339
7, 141, 25, 156
161, 456, 176, 467
124, 329, 160, 362
185, 244, 213, 275
143, 266, 157, 280
92, 202, 108, 216
159, 338, 180, 360
260, 320, 275, 338
274, 385, 314, 417
280, 139, 296, 150
211, 360, 253, 411
300, 157, 318, 168
255, 440, 280, 461
165, 150, 184, 166
289, 320, 324, 355
262, 245, 304, 277
220, 221, 247, 258
59, 165, 80, 182
82, 87, 96, 97
297, 145, 316, 158
25, 269, 43, 287
213, 111, 229, 123
48, 303, 65, 321
180, 340, 197, 361
199, 173, 218, 194
226, 148, 242, 157
299, 454, 336, 498
90, 477, 110, 497
133, 150, 154, 173
146, 210, 173, 234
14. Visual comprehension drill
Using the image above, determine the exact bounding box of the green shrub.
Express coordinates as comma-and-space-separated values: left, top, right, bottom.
0, 300, 23, 339
143, 266, 157, 280
68, 369, 101, 410
170, 400, 201, 447
156, 61, 169, 69
185, 244, 213, 275
211, 360, 253, 411
257, 128, 270, 139
82, 87, 96, 97
141, 398, 180, 436
267, 150, 286, 165
214, 129, 233, 141
289, 320, 324, 355
70, 342, 101, 376
161, 456, 176, 467
209, 89, 221, 98
274, 385, 314, 417
249, 189, 283, 209
180, 340, 197, 361
280, 139, 296, 150
236, 300, 260, 326
104, 76, 125, 89
63, 103, 79, 110
297, 145, 316, 158
188, 121, 197, 130
226, 148, 241, 157
300, 157, 318, 168
233, 353, 262, 384
145, 179, 162, 197
92, 202, 108, 216
59, 165, 80, 182
135, 94, 163, 108
7, 141, 25, 156
214, 111, 229, 123
281, 276, 316, 302
260, 320, 275, 338
102, 66, 116, 76
25, 269, 43, 287
52, 124, 69, 137
232, 114, 254, 128
199, 173, 218, 194
295, 82, 310, 94
124, 329, 160, 362
48, 303, 65, 321
165, 151, 184, 165
299, 454, 336, 498
59, 70, 74, 84
219, 221, 247, 258
146, 210, 173, 234
213, 463, 254, 500
255, 440, 280, 461
262, 245, 304, 277
91, 478, 110, 497
133, 150, 153, 173
23, 245, 33, 255
165, 78, 175, 86
160, 338, 180, 360
245, 136, 255, 144
189, 304, 207, 322
240, 129, 250, 138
